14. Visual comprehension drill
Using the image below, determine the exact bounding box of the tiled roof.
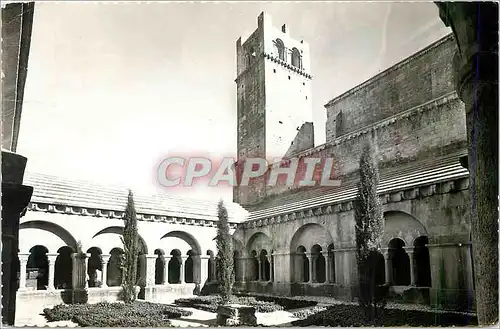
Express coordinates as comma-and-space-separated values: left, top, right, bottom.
246, 150, 469, 221
24, 173, 249, 223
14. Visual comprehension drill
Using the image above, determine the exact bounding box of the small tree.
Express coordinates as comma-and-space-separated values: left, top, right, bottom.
354, 141, 386, 321
121, 190, 139, 303
215, 200, 234, 304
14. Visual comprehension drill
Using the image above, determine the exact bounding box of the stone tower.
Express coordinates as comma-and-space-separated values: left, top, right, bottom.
234, 12, 314, 205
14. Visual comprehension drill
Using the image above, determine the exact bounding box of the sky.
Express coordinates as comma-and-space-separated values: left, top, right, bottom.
16, 1, 451, 202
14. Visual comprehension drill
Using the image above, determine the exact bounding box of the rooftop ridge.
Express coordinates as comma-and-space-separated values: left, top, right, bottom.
324, 33, 454, 108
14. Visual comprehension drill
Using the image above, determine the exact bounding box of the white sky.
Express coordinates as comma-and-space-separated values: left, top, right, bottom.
17, 1, 451, 202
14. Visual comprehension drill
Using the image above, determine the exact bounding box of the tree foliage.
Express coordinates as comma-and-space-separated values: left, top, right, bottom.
215, 200, 234, 304
120, 190, 139, 303
353, 141, 387, 320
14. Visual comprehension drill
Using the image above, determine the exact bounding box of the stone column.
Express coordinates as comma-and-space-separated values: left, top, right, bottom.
163, 256, 170, 284
306, 253, 313, 284
436, 2, 498, 324
71, 253, 89, 290
323, 251, 331, 283
238, 257, 247, 283
179, 257, 185, 284
146, 255, 156, 287
1, 2, 35, 324
100, 255, 110, 288
268, 255, 273, 282
18, 253, 29, 289
406, 249, 416, 286
257, 258, 262, 281
383, 251, 392, 285
200, 256, 209, 284
47, 254, 58, 290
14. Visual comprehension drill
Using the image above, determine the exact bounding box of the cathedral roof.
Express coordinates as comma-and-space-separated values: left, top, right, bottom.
244, 149, 469, 222
24, 173, 249, 223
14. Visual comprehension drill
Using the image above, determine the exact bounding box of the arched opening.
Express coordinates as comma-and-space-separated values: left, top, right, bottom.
185, 250, 195, 283
136, 252, 147, 286
372, 250, 386, 285
291, 47, 301, 68
388, 238, 410, 285
107, 248, 124, 287
168, 249, 181, 284
259, 250, 270, 281
27, 245, 48, 290
54, 246, 73, 289
207, 250, 215, 282
327, 244, 335, 283
251, 250, 259, 281
154, 249, 165, 285
311, 245, 325, 283
274, 38, 285, 60
296, 246, 309, 283
233, 250, 240, 281
414, 236, 431, 287
87, 247, 103, 288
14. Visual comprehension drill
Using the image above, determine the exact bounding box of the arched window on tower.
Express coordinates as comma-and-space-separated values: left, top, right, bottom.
274, 39, 285, 61
291, 48, 302, 69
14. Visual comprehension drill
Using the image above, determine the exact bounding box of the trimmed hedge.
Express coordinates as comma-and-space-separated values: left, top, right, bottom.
238, 294, 318, 310
174, 295, 284, 313
291, 304, 478, 327
291, 306, 327, 320
43, 301, 192, 327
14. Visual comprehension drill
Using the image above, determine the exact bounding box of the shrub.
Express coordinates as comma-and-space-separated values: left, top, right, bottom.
291, 306, 327, 319
121, 190, 140, 303
174, 295, 284, 313
215, 201, 234, 304
291, 304, 478, 327
354, 141, 386, 320
43, 301, 192, 327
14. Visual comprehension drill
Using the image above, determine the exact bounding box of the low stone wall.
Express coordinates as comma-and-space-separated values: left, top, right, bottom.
143, 284, 197, 303
15, 287, 124, 324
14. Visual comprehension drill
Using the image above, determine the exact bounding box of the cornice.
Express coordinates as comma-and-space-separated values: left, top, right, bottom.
26, 202, 239, 229
238, 176, 469, 230
263, 53, 312, 79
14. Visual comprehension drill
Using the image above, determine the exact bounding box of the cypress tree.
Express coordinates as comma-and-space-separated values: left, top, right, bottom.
121, 190, 139, 303
215, 200, 234, 304
354, 141, 385, 320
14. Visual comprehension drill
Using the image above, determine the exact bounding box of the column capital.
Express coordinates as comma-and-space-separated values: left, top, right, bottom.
146, 255, 158, 260
101, 254, 111, 263
18, 253, 30, 262
47, 253, 58, 262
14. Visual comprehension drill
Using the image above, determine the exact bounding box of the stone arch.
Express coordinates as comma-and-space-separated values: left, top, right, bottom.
54, 246, 73, 289
86, 247, 103, 288
107, 247, 124, 287
413, 236, 431, 287
383, 211, 427, 247
311, 244, 326, 283
274, 38, 285, 60
160, 231, 201, 255
26, 245, 49, 290
289, 223, 333, 253
93, 226, 148, 254
168, 249, 182, 284
154, 249, 165, 285
291, 47, 301, 68
388, 238, 410, 286
294, 245, 309, 283
246, 232, 272, 255
20, 221, 78, 253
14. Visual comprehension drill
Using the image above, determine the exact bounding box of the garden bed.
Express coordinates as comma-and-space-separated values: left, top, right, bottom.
174, 295, 284, 313
43, 301, 193, 327
291, 304, 478, 327
174, 294, 318, 313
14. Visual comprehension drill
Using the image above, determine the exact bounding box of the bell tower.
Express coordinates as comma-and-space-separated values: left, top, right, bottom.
234, 12, 313, 205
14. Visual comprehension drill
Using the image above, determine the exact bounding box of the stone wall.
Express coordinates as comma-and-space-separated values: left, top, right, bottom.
263, 93, 466, 199
325, 34, 456, 142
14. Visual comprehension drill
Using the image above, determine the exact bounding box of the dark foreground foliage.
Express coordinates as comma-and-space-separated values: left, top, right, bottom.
236, 294, 318, 310
43, 301, 192, 327
291, 304, 478, 327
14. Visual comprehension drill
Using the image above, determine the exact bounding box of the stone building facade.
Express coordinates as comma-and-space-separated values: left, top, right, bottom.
232, 13, 474, 312
14, 11, 475, 319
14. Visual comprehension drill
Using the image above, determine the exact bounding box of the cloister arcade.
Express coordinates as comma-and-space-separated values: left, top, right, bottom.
232, 211, 433, 290
17, 217, 223, 293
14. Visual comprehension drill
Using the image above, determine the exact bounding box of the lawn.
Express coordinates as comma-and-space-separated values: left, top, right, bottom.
43, 301, 193, 327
